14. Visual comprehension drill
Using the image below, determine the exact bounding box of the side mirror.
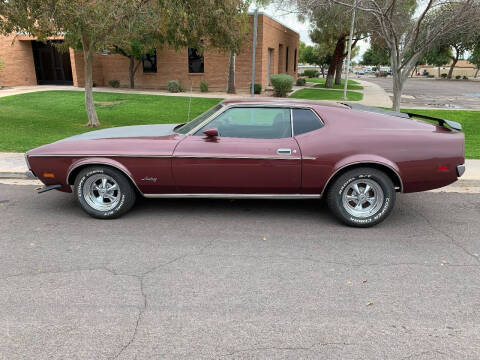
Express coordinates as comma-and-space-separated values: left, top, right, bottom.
203, 128, 219, 137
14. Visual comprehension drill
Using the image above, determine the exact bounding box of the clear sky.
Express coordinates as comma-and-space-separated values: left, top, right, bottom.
250, 3, 370, 61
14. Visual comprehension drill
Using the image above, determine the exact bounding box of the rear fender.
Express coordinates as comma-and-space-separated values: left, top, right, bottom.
323, 155, 403, 194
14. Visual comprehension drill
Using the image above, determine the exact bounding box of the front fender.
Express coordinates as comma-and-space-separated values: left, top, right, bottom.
67, 157, 140, 193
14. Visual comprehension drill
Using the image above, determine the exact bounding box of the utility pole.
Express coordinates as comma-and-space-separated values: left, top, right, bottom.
251, 9, 258, 97
343, 0, 358, 101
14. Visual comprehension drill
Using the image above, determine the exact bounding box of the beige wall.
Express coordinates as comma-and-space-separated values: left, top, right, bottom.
0, 35, 37, 86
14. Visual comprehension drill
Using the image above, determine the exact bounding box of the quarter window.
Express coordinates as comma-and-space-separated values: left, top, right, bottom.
188, 48, 204, 73
195, 107, 292, 139
142, 50, 157, 73
292, 109, 323, 135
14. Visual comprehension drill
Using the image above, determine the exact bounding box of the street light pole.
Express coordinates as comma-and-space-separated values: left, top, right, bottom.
343, 0, 358, 101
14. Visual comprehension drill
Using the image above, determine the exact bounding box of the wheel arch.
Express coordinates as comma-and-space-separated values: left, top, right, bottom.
66, 158, 143, 195
321, 161, 403, 196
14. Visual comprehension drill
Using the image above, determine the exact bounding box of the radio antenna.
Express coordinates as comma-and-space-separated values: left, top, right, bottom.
187, 80, 193, 122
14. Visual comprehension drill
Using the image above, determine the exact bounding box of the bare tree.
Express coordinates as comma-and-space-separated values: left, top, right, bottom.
286, 0, 480, 111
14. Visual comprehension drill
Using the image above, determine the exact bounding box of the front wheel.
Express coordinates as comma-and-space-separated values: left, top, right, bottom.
326, 167, 396, 227
74, 166, 136, 219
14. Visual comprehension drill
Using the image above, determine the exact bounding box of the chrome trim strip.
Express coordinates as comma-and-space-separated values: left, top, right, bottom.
320, 161, 404, 196
24, 153, 32, 170
28, 154, 172, 158
66, 161, 144, 195
175, 155, 301, 160
29, 154, 302, 161
302, 157, 317, 160
143, 193, 322, 199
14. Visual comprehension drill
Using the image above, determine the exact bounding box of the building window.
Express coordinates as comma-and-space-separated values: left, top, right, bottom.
188, 48, 204, 73
294, 48, 297, 72
143, 50, 157, 73
286, 47, 289, 72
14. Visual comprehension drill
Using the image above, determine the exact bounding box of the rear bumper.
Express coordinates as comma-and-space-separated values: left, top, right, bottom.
457, 164, 465, 177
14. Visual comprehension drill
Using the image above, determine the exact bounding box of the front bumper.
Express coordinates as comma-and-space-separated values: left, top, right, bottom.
457, 164, 465, 177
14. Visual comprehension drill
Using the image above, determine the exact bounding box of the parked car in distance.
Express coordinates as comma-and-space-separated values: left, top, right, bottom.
25, 99, 465, 227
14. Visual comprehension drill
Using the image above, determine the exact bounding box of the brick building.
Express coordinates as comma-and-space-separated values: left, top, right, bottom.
0, 13, 299, 91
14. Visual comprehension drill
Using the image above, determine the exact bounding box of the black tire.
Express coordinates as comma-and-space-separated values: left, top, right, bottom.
326, 167, 396, 227
74, 166, 136, 219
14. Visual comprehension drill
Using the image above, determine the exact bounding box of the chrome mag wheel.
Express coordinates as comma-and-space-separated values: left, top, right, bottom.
342, 179, 384, 218
82, 174, 121, 212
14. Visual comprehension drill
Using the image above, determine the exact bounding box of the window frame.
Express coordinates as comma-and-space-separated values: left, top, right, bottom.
294, 48, 297, 72
291, 108, 325, 136
286, 46, 289, 72
184, 104, 325, 137
142, 50, 157, 73
188, 47, 205, 74
193, 106, 293, 139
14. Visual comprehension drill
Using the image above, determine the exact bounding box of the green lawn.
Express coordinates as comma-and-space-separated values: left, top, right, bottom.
401, 109, 480, 159
0, 91, 478, 159
307, 78, 363, 90
290, 88, 364, 101
0, 91, 221, 152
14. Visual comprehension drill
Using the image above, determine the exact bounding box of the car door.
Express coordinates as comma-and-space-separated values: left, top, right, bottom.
172, 106, 301, 194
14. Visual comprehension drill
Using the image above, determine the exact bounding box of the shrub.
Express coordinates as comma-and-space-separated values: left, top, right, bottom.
441, 73, 448, 79
108, 80, 120, 88
249, 83, 262, 94
455, 75, 462, 80
270, 74, 294, 97
167, 80, 183, 93
296, 77, 306, 86
200, 81, 208, 92
303, 69, 319, 78
463, 75, 468, 80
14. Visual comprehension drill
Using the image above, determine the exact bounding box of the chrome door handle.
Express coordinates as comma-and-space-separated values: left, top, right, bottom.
277, 148, 292, 155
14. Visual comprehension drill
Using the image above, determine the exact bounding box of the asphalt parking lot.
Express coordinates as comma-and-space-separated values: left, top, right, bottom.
361, 77, 480, 109
1, 184, 479, 359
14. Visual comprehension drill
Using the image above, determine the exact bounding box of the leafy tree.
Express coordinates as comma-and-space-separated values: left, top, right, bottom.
469, 43, 480, 78
299, 42, 332, 77
421, 45, 451, 77
114, 42, 155, 89
442, 28, 478, 79
308, 3, 369, 87
361, 43, 389, 67
0, 0, 249, 126
289, 0, 480, 110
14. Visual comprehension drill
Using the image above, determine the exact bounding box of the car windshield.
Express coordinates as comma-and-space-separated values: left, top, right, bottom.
175, 104, 224, 134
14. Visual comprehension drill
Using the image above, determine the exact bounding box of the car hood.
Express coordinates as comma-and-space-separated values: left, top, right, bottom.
59, 124, 180, 141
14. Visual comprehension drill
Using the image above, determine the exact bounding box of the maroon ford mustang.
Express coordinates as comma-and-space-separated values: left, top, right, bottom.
25, 99, 465, 227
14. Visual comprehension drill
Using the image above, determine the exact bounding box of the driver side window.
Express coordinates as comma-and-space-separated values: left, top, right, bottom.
194, 107, 292, 139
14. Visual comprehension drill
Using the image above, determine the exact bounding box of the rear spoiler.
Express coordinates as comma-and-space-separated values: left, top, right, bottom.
405, 112, 462, 131
341, 103, 462, 131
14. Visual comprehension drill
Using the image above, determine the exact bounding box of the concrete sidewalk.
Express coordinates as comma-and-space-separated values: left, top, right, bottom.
1, 152, 479, 190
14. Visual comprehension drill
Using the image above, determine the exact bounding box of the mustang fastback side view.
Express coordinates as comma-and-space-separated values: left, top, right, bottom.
25, 99, 465, 227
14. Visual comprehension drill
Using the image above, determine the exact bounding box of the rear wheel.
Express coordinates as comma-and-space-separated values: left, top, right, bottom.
326, 167, 396, 227
74, 166, 136, 219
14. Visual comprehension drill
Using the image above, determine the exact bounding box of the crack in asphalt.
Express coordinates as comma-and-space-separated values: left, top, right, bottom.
400, 349, 447, 359
110, 238, 216, 360
219, 341, 356, 357
412, 208, 480, 265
